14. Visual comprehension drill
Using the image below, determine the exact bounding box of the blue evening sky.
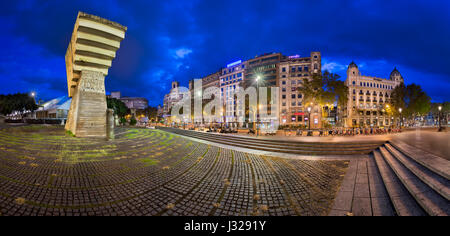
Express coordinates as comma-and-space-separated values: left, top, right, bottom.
0, 0, 449, 106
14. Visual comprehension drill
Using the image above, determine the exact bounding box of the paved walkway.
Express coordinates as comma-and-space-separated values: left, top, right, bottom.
329, 157, 395, 216
0, 125, 347, 216
211, 129, 449, 160
389, 130, 449, 160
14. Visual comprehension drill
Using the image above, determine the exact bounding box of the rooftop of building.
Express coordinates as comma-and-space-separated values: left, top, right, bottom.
37, 96, 72, 111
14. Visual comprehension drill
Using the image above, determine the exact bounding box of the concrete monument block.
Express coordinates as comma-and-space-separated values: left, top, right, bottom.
65, 12, 127, 137
106, 108, 115, 140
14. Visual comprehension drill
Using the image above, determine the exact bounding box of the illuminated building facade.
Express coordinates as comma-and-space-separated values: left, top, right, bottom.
344, 62, 403, 127
277, 52, 322, 127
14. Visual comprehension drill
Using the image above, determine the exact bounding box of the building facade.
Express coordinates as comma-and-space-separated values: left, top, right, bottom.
108, 91, 149, 117
220, 60, 246, 126
245, 53, 283, 88
344, 62, 404, 127
35, 96, 72, 119
277, 52, 322, 127
163, 81, 188, 121
162, 51, 325, 129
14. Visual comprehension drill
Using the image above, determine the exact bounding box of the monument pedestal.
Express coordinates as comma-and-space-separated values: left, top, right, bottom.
64, 12, 126, 138
65, 70, 107, 138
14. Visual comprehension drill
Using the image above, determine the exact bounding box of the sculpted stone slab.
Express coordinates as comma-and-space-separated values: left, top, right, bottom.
65, 12, 126, 137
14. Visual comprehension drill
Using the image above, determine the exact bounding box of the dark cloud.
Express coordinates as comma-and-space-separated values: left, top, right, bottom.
0, 0, 449, 105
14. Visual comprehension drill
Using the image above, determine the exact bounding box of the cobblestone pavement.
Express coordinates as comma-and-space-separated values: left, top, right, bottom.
0, 125, 348, 216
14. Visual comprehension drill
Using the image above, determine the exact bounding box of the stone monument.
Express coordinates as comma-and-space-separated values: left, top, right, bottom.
65, 12, 127, 137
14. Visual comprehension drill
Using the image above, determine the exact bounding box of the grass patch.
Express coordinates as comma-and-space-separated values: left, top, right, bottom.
65, 130, 75, 137
137, 158, 159, 167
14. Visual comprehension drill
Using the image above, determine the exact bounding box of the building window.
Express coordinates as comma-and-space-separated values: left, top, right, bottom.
282, 67, 286, 72
282, 81, 286, 85
291, 94, 296, 99
282, 95, 286, 99
314, 64, 318, 69
352, 81, 355, 85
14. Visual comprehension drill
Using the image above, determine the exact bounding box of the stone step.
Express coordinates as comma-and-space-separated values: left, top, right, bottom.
169, 134, 373, 155
159, 128, 380, 155
379, 147, 450, 216
160, 127, 384, 147
372, 149, 426, 216
384, 143, 450, 201
180, 133, 377, 152
388, 141, 450, 180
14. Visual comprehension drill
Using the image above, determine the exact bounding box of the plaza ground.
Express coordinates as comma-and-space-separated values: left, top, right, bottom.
0, 125, 347, 216
0, 124, 447, 216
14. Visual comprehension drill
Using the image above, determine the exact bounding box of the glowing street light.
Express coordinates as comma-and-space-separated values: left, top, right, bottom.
438, 105, 442, 130
307, 106, 312, 130
399, 108, 403, 128
255, 75, 261, 136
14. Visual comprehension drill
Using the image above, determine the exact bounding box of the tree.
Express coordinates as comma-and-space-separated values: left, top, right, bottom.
297, 71, 348, 126
390, 82, 407, 116
389, 83, 431, 125
0, 93, 38, 117
430, 102, 449, 125
129, 116, 137, 126
106, 97, 128, 118
144, 106, 158, 122
405, 84, 431, 117
298, 73, 334, 107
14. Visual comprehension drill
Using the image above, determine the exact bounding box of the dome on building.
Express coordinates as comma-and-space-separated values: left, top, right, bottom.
348, 61, 358, 69
390, 67, 402, 80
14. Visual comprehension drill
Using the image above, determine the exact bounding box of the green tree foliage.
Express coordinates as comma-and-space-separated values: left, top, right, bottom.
129, 116, 137, 126
298, 71, 348, 108
144, 106, 158, 122
0, 93, 38, 115
390, 82, 407, 116
119, 117, 127, 125
106, 97, 128, 118
389, 83, 431, 118
430, 102, 449, 123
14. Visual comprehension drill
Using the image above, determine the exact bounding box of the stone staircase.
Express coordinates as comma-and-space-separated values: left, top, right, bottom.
159, 127, 450, 215
372, 141, 450, 216
157, 127, 384, 156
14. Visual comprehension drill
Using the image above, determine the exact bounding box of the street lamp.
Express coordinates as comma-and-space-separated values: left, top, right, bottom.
255, 76, 261, 136
399, 108, 402, 128
438, 105, 442, 131
307, 106, 312, 130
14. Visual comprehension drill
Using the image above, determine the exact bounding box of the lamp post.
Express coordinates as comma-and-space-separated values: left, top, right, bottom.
307, 106, 312, 130
399, 108, 402, 128
438, 105, 442, 131
255, 76, 260, 136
